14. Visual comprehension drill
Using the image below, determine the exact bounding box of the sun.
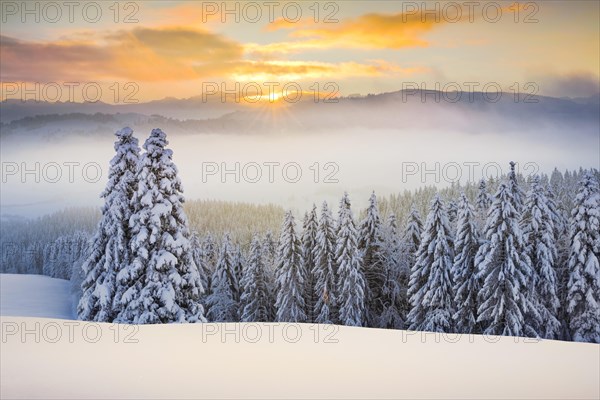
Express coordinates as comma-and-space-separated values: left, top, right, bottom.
267, 91, 283, 102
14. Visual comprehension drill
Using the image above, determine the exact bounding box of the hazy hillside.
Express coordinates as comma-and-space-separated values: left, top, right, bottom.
2, 91, 598, 142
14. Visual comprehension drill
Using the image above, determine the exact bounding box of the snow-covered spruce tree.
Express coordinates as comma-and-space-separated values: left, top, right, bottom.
262, 231, 277, 263
232, 245, 245, 299
403, 204, 423, 261
261, 231, 278, 311
406, 194, 455, 333
206, 233, 239, 322
79, 127, 139, 322
358, 192, 386, 326
201, 234, 218, 273
191, 231, 212, 304
336, 193, 367, 327
451, 193, 481, 334
401, 205, 423, 306
447, 199, 458, 234
301, 206, 319, 322
379, 213, 407, 329
520, 177, 561, 339
475, 178, 492, 226
312, 201, 338, 324
566, 173, 600, 343
546, 187, 571, 340
508, 161, 525, 213
199, 233, 218, 300
241, 234, 275, 322
118, 128, 205, 324
476, 183, 534, 337
275, 211, 307, 322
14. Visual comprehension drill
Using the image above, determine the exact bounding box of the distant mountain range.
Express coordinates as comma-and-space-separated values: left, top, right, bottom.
1, 90, 598, 140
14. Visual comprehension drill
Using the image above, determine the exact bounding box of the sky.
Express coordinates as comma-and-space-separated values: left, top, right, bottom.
1, 0, 599, 103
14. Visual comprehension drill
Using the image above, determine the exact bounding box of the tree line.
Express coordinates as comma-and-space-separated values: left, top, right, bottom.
16, 127, 599, 343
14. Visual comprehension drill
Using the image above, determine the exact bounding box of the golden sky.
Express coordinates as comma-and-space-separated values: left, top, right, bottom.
1, 1, 598, 102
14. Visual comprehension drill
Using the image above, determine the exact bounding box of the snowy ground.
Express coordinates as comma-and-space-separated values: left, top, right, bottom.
1, 274, 599, 399
0, 274, 74, 319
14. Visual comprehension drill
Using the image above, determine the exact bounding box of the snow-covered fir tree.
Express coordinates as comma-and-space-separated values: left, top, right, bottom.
261, 231, 277, 311
447, 199, 458, 233
262, 231, 277, 268
240, 234, 274, 322
199, 233, 218, 301
476, 183, 534, 337
206, 233, 239, 322
301, 205, 319, 322
379, 213, 407, 329
336, 193, 367, 326
358, 192, 386, 326
79, 127, 139, 322
520, 177, 561, 339
117, 128, 205, 324
400, 205, 424, 313
403, 204, 423, 263
232, 245, 245, 297
508, 161, 525, 213
451, 193, 481, 333
566, 173, 600, 343
312, 201, 338, 324
546, 187, 571, 340
475, 178, 492, 226
407, 194, 455, 333
261, 231, 277, 283
191, 231, 212, 303
275, 211, 307, 322
201, 234, 217, 272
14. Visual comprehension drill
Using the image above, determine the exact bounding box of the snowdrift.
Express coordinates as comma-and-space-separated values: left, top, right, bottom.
1, 274, 599, 399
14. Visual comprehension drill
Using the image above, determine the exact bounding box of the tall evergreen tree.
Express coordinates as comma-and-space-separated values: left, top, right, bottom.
407, 194, 455, 333
336, 193, 367, 326
79, 127, 140, 322
379, 213, 407, 329
475, 178, 492, 227
261, 231, 277, 314
403, 204, 423, 260
201, 234, 217, 272
241, 234, 274, 322
262, 231, 277, 260
275, 211, 307, 322
520, 177, 561, 339
312, 201, 338, 324
452, 193, 481, 334
547, 187, 571, 340
358, 192, 386, 326
447, 199, 458, 234
118, 128, 205, 324
191, 231, 212, 304
508, 161, 525, 213
232, 244, 245, 298
566, 173, 600, 343
301, 206, 319, 322
476, 183, 533, 337
206, 233, 239, 322
198, 233, 217, 301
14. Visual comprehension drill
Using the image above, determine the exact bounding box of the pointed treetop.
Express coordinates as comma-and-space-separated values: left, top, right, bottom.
144, 128, 169, 152
115, 126, 134, 139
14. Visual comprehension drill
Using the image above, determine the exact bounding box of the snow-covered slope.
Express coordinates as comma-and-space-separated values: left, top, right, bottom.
1, 274, 599, 399
0, 274, 74, 319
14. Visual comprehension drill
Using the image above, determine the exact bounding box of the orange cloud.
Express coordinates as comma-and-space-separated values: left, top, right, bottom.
260, 11, 445, 54
0, 26, 418, 85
